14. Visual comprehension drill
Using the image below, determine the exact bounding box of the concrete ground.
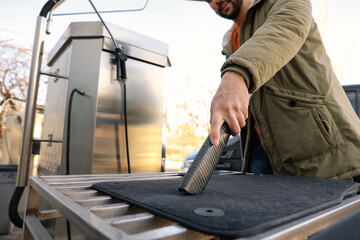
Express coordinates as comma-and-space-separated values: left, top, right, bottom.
0, 227, 22, 240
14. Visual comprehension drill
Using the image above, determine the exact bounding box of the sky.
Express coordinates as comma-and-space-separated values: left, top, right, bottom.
1, 0, 360, 137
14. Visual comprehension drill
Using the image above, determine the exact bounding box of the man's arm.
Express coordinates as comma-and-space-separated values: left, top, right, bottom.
210, 71, 249, 146
210, 0, 313, 145
222, 0, 313, 93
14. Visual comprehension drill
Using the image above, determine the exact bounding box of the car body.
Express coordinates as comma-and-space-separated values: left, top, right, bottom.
161, 144, 166, 172
182, 135, 243, 172
343, 84, 360, 117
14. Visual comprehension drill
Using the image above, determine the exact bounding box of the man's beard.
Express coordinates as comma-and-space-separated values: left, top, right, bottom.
218, 0, 243, 20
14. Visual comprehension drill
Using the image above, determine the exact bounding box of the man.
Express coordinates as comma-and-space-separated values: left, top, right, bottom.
206, 0, 360, 180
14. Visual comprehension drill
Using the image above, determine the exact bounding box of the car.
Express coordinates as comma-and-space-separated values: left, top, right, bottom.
161, 144, 166, 172
182, 135, 243, 172
343, 84, 360, 117
182, 149, 200, 172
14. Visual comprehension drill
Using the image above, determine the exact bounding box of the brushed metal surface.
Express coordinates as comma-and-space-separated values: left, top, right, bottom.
48, 21, 170, 67
39, 22, 169, 175
38, 43, 69, 176
93, 50, 165, 174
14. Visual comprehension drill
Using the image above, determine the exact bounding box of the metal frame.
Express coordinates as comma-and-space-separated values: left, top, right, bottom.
22, 172, 360, 240
17, 16, 47, 187
23, 172, 214, 240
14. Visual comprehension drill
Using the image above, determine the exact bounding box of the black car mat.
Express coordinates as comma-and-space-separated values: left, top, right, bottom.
92, 174, 359, 238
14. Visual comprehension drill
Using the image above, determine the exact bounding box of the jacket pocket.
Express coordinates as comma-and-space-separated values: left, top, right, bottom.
262, 87, 344, 164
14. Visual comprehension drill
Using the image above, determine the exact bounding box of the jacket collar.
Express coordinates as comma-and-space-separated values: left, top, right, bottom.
250, 0, 262, 8
222, 0, 262, 48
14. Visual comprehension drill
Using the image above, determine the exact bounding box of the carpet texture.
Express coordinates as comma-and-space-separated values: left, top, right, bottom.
92, 174, 359, 238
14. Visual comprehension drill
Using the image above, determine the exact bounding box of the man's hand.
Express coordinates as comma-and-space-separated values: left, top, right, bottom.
210, 71, 249, 146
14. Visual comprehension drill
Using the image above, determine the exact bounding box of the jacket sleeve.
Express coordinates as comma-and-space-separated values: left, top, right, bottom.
221, 0, 313, 93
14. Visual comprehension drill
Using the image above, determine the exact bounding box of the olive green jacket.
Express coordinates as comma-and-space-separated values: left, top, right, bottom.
221, 0, 360, 180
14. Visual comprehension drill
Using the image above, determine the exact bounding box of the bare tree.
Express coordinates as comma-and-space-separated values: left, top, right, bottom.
0, 40, 48, 115
0, 40, 32, 119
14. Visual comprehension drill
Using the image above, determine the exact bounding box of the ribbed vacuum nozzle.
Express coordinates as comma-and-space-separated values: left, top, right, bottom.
179, 122, 231, 195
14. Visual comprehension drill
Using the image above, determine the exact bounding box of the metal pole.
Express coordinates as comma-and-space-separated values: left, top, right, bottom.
17, 16, 47, 187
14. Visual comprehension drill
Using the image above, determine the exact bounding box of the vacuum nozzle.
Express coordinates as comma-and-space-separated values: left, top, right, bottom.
179, 122, 231, 195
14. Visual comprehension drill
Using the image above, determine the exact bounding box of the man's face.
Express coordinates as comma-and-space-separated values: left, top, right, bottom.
206, 0, 243, 21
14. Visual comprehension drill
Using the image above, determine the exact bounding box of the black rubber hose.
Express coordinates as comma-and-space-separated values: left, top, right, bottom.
8, 186, 25, 228
114, 47, 130, 173
123, 83, 131, 174
179, 122, 231, 195
39, 0, 57, 17
86, 0, 130, 173
114, 124, 121, 173
66, 89, 85, 240
66, 89, 85, 174
115, 48, 127, 81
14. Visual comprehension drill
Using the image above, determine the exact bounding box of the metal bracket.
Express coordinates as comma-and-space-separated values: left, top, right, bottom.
40, 69, 69, 82
32, 134, 63, 147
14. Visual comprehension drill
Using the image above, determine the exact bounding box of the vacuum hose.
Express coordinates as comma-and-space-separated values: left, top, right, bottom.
88, 0, 130, 173
67, 89, 85, 175
65, 88, 85, 240
8, 186, 25, 228
179, 122, 231, 195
